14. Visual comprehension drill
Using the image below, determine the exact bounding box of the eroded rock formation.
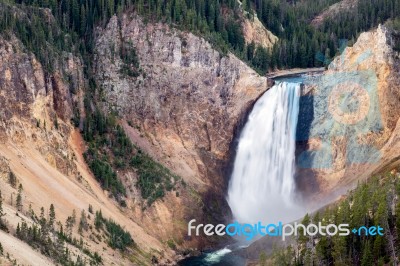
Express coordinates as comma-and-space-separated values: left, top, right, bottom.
297, 25, 400, 202
94, 14, 270, 190
93, 13, 273, 252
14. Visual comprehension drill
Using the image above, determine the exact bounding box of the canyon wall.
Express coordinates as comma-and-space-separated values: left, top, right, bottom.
0, 10, 273, 264
0, 35, 83, 177
94, 14, 269, 189
297, 25, 400, 201
93, 13, 273, 251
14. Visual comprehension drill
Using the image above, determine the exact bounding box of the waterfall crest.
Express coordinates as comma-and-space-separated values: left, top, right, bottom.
227, 82, 303, 224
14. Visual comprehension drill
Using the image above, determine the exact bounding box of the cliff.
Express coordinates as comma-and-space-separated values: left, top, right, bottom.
0, 21, 175, 266
93, 13, 271, 252
241, 14, 278, 49
297, 25, 400, 202
311, 0, 358, 27
0, 9, 271, 264
94, 14, 268, 186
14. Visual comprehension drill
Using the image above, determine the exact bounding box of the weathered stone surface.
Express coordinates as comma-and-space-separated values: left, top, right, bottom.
0, 35, 83, 176
242, 14, 278, 49
94, 14, 270, 188
298, 25, 400, 201
93, 14, 272, 251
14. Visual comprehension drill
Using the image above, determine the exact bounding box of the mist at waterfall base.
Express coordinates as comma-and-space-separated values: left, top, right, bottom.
179, 81, 305, 266
227, 81, 304, 226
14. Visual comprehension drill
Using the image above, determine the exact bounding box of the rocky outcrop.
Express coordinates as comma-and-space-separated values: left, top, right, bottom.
94, 14, 269, 188
93, 13, 271, 251
0, 32, 174, 265
297, 25, 400, 202
0, 35, 83, 176
242, 14, 278, 49
311, 0, 358, 27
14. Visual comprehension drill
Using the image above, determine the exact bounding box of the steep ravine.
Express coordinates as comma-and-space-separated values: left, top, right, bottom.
0, 33, 173, 265
3, 7, 400, 266
93, 13, 271, 250
0, 10, 274, 265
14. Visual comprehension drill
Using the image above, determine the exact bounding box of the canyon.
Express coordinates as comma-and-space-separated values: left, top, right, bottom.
0, 3, 400, 265
0, 9, 272, 265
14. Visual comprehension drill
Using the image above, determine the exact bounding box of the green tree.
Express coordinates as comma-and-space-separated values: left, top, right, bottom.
259, 251, 267, 266
8, 171, 17, 188
0, 190, 7, 232
361, 241, 373, 266
78, 210, 88, 233
49, 204, 56, 231
95, 210, 103, 230
0, 190, 4, 219
396, 201, 400, 246
16, 184, 23, 212
65, 216, 74, 238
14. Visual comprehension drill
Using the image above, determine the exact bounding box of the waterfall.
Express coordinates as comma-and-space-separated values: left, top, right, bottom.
227, 82, 303, 225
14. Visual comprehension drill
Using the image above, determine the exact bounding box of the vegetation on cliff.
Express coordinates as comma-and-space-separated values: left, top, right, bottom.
14, 203, 103, 265
265, 172, 400, 265
1, 191, 135, 265
82, 103, 182, 206
2, 0, 400, 75
0, 0, 182, 205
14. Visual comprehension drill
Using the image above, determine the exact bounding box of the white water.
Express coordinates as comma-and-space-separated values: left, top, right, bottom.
227, 82, 303, 225
203, 248, 232, 263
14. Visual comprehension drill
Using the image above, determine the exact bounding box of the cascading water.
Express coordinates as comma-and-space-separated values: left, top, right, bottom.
227, 81, 303, 225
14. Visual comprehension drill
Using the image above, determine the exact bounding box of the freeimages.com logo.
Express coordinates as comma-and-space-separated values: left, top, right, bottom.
188, 219, 384, 241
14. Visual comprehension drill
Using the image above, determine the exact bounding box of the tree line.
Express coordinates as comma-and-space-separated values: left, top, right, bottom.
3, 0, 400, 74
252, 0, 400, 70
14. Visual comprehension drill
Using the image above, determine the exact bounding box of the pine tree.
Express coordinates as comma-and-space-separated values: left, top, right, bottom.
396, 201, 400, 245
259, 251, 267, 266
0, 190, 6, 232
8, 172, 17, 188
49, 204, 56, 231
80, 4, 87, 35
65, 216, 74, 238
16, 184, 23, 212
303, 248, 314, 266
78, 210, 88, 233
95, 210, 103, 230
0, 190, 4, 218
28, 203, 35, 220
71, 209, 76, 225
361, 241, 373, 266
16, 222, 21, 237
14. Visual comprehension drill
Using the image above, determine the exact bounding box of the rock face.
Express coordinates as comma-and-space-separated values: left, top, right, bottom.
311, 0, 358, 27
93, 14, 272, 251
0, 32, 174, 265
94, 14, 269, 189
297, 25, 400, 202
0, 10, 271, 262
238, 26, 400, 262
242, 14, 278, 49
0, 35, 83, 176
